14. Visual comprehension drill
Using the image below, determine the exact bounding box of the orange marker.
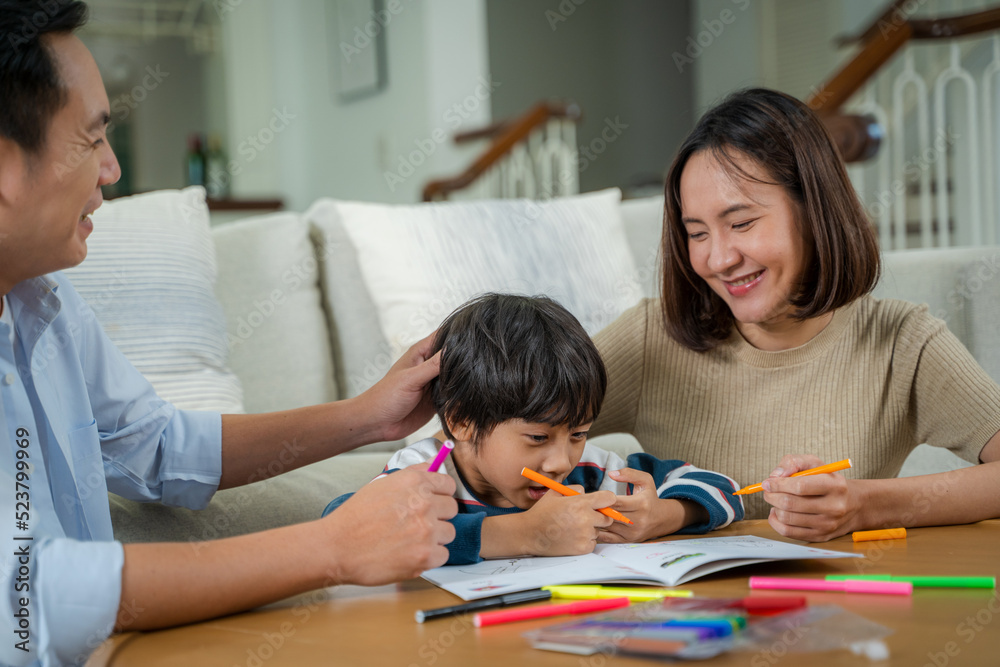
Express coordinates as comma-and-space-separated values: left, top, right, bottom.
521, 467, 633, 525
852, 527, 906, 542
734, 458, 853, 495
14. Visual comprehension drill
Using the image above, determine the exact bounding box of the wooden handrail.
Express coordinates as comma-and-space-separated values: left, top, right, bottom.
453, 120, 510, 144
833, 0, 909, 48
909, 8, 1000, 38
422, 100, 581, 201
810, 21, 912, 115
809, 5, 1000, 114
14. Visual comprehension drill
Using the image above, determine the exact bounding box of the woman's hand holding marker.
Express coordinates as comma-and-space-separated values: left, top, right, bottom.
759, 456, 863, 542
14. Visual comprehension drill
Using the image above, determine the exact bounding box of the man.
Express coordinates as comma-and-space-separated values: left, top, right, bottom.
0, 2, 457, 664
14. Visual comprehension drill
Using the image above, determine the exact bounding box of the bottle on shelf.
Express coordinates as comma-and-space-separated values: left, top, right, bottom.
185, 133, 206, 187
205, 134, 230, 200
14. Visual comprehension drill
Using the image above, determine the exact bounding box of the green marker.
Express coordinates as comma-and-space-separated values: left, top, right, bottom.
826, 574, 996, 588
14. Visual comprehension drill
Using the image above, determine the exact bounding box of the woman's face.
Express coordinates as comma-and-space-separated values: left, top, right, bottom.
679, 150, 814, 346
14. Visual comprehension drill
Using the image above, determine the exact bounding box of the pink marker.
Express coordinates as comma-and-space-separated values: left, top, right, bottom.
427, 440, 455, 473
749, 576, 912, 596
474, 597, 630, 627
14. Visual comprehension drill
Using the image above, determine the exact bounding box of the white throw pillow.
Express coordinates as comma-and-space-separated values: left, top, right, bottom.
65, 187, 245, 413
958, 252, 1000, 384
307, 188, 642, 363
619, 195, 664, 299
213, 212, 337, 414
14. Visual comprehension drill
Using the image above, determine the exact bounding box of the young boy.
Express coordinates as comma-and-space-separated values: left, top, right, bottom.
324, 294, 743, 564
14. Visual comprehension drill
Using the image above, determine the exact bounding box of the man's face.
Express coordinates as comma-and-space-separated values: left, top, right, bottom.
0, 32, 120, 291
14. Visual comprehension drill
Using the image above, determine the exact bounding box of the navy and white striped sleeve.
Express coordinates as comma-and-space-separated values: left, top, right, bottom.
625, 453, 744, 532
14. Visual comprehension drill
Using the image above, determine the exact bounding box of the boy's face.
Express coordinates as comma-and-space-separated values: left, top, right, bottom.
451, 419, 592, 509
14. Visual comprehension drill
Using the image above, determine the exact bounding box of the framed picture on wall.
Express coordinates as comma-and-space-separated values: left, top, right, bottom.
328, 0, 387, 102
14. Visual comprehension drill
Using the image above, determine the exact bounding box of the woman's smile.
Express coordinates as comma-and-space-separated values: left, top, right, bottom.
723, 269, 765, 296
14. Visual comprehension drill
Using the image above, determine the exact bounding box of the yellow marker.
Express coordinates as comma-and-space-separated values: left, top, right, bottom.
853, 527, 906, 542
543, 585, 694, 601
734, 459, 853, 495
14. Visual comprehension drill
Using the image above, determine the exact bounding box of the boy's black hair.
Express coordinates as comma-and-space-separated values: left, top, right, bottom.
430, 293, 607, 448
0, 0, 90, 155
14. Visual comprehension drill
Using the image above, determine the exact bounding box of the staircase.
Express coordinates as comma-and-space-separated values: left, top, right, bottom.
810, 1, 1000, 250
422, 0, 1000, 252
422, 101, 581, 202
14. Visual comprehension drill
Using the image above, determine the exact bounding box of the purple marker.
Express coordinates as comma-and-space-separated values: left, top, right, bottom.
427, 440, 455, 473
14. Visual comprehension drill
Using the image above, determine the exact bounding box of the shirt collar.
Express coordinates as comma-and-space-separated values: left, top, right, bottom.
6, 275, 63, 349
0, 294, 11, 344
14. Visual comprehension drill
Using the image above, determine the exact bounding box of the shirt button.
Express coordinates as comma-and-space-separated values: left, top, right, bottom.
2, 373, 14, 386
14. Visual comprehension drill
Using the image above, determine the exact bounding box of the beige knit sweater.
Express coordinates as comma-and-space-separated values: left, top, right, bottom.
592, 296, 1000, 519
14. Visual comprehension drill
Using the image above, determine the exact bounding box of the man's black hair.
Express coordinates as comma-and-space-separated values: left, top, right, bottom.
430, 293, 607, 448
0, 0, 89, 154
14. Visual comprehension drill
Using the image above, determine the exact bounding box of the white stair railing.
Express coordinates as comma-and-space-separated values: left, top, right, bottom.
844, 2, 1000, 250
423, 101, 580, 202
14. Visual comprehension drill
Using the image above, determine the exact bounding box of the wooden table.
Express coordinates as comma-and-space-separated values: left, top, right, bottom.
89, 520, 1000, 666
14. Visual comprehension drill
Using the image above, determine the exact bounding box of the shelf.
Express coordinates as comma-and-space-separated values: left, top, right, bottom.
206, 198, 284, 212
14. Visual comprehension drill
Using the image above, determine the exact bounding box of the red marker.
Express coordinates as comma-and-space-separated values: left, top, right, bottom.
732, 596, 807, 615
473, 597, 630, 627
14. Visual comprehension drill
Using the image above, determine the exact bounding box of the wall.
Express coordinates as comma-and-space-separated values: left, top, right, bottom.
83, 35, 208, 193
217, 0, 491, 209
693, 0, 885, 111
486, 0, 694, 196
691, 0, 769, 112
82, 1, 905, 208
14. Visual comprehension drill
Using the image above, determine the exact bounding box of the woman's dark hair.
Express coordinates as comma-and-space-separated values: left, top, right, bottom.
662, 87, 881, 351
0, 0, 90, 154
430, 293, 607, 448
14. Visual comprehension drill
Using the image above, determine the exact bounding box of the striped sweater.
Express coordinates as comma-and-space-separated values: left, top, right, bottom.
323, 437, 744, 564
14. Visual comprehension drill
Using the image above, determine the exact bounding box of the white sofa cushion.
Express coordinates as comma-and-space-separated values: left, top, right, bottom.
307, 207, 395, 401
872, 246, 989, 347
308, 188, 642, 373
110, 452, 393, 542
212, 213, 338, 413
876, 245, 1000, 477
958, 251, 1000, 384
65, 187, 244, 413
619, 195, 664, 299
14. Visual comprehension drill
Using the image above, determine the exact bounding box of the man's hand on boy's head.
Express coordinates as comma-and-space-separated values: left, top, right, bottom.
598, 469, 704, 544
518, 486, 616, 557
358, 332, 442, 443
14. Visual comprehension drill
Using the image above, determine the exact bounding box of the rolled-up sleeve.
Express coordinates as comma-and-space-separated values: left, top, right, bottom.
157, 409, 222, 508
35, 538, 124, 666
102, 407, 222, 510
0, 536, 123, 667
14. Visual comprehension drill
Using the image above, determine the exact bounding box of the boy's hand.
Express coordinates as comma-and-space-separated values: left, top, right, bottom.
598, 469, 708, 543
520, 485, 616, 556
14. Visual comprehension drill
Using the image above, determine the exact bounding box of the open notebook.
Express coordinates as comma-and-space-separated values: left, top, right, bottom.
422, 535, 863, 601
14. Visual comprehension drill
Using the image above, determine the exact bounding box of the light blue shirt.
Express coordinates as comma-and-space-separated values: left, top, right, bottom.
0, 274, 222, 666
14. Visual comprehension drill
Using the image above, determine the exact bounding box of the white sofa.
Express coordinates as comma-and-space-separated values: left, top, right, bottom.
80, 188, 998, 543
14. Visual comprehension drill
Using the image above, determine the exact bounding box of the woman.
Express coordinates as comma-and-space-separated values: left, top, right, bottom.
593, 88, 1000, 541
